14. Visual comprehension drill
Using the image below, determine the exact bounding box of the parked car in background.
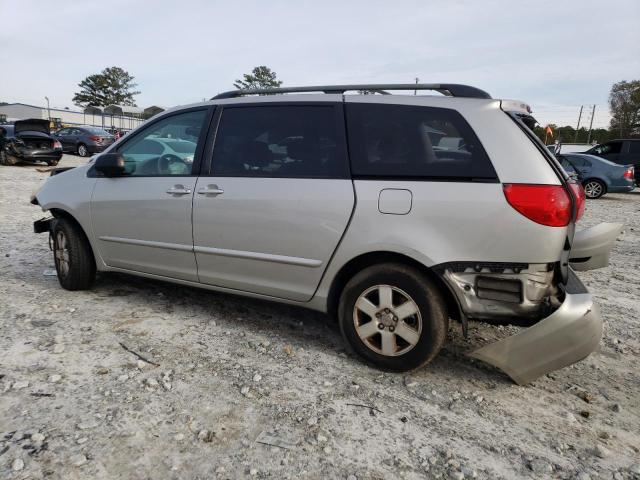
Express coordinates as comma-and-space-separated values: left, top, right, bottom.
557, 153, 635, 198
546, 143, 594, 155
0, 119, 63, 166
31, 83, 623, 385
105, 127, 128, 140
54, 126, 115, 157
585, 139, 640, 183
121, 136, 198, 172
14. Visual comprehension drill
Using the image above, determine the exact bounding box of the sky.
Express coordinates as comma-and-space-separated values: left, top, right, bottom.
1, 0, 638, 129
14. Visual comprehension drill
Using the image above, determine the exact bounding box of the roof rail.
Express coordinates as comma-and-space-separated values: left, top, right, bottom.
211, 83, 492, 100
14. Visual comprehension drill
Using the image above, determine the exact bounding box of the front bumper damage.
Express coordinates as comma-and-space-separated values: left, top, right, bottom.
439, 222, 622, 385
469, 271, 601, 385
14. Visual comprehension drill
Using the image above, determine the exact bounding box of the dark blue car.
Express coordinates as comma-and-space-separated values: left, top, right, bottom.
558, 153, 635, 199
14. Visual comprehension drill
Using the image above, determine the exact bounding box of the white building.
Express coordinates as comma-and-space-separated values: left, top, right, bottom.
0, 103, 164, 131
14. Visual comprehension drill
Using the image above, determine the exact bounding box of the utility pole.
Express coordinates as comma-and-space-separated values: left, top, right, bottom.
574, 105, 583, 142
44, 96, 50, 121
587, 104, 596, 144
414, 77, 419, 95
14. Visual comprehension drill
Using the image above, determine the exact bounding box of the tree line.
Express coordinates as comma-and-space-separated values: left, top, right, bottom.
532, 125, 613, 145
534, 80, 639, 144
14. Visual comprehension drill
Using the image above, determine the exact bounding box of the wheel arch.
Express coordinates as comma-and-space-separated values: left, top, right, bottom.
326, 251, 462, 322
49, 208, 98, 267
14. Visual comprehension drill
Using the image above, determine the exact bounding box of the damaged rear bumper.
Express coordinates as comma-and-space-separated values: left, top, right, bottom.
469, 270, 602, 385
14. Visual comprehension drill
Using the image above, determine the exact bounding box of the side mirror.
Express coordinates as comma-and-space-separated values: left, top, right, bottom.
94, 153, 127, 177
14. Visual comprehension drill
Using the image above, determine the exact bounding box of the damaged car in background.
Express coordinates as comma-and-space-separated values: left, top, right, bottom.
29, 83, 624, 385
0, 119, 63, 166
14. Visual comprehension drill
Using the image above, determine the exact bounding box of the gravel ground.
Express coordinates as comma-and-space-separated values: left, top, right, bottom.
1, 155, 639, 480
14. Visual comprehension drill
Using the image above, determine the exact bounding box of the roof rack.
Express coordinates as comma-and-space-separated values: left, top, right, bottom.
211, 83, 492, 100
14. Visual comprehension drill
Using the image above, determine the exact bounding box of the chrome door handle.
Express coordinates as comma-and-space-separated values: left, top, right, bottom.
166, 185, 192, 196
197, 184, 224, 196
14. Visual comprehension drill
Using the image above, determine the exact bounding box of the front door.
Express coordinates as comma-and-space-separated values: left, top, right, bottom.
91, 108, 210, 281
192, 102, 355, 301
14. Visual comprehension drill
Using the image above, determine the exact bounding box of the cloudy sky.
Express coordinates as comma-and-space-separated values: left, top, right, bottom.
2, 0, 638, 128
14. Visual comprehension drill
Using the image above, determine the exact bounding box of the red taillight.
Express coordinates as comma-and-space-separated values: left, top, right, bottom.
568, 181, 585, 222
503, 184, 571, 227
53, 140, 62, 149
89, 135, 101, 142
623, 167, 634, 179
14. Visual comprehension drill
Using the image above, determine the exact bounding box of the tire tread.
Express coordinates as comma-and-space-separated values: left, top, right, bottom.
53, 219, 96, 290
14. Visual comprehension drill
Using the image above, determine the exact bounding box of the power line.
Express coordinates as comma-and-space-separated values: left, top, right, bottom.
587, 104, 596, 143
574, 105, 583, 142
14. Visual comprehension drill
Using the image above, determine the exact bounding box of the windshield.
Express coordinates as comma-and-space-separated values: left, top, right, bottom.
161, 140, 197, 153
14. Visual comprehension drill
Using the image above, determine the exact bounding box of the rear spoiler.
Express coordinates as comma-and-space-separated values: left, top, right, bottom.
500, 99, 537, 130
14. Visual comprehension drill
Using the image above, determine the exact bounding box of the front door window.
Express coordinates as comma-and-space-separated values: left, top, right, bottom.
117, 110, 207, 176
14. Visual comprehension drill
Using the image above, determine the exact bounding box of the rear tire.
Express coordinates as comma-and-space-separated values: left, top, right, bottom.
52, 218, 96, 290
47, 159, 59, 166
583, 179, 606, 199
338, 263, 448, 371
77, 143, 88, 157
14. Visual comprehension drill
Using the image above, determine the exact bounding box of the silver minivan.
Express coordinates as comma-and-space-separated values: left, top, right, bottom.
31, 84, 622, 384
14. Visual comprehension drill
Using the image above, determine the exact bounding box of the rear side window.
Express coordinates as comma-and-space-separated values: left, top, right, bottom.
596, 141, 622, 155
629, 142, 640, 154
565, 155, 590, 167
211, 105, 348, 178
346, 103, 497, 180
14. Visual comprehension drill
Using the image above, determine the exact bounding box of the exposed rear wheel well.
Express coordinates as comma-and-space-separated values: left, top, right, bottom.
327, 251, 461, 322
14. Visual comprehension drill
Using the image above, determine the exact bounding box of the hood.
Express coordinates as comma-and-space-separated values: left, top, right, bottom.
14, 118, 50, 135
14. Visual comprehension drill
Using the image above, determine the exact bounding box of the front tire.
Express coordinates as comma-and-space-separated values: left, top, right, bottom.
77, 143, 88, 157
52, 218, 96, 290
583, 179, 606, 199
338, 263, 448, 371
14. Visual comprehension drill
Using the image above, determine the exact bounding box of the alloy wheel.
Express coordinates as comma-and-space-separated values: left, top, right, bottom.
352, 284, 422, 356
78, 144, 87, 157
584, 181, 603, 199
54, 231, 70, 277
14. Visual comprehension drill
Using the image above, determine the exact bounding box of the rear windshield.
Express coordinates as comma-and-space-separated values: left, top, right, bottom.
345, 103, 497, 180
84, 127, 110, 135
504, 111, 568, 181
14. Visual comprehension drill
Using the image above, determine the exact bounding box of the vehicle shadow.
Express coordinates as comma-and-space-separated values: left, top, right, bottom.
11, 265, 512, 386
596, 195, 636, 202
95, 271, 340, 345
90, 272, 512, 385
